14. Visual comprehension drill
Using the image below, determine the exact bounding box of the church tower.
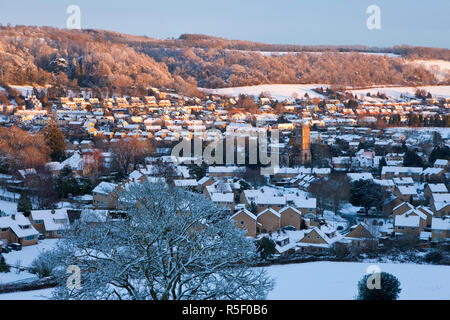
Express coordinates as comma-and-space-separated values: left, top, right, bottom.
300, 123, 312, 165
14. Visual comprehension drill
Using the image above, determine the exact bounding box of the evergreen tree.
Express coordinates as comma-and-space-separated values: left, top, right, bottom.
17, 192, 32, 216
403, 150, 424, 167
55, 166, 80, 198
249, 201, 258, 215
429, 145, 450, 164
356, 272, 401, 300
300, 219, 308, 230
40, 121, 66, 162
255, 237, 276, 259
378, 157, 387, 174
0, 254, 10, 273
350, 180, 383, 214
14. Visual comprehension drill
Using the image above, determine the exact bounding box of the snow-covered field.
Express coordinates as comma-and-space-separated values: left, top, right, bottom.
0, 199, 19, 216
267, 261, 450, 300
203, 84, 450, 101
388, 127, 450, 140
2, 239, 59, 269
0, 260, 448, 300
202, 84, 327, 100
225, 50, 400, 59
406, 60, 450, 82
349, 85, 450, 100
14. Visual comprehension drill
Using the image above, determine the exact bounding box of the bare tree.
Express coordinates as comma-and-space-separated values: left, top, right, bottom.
36, 182, 273, 300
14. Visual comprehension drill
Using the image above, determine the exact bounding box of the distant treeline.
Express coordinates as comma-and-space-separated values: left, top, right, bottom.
0, 25, 448, 95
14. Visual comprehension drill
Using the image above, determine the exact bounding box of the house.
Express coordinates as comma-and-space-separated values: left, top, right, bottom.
434, 159, 448, 169
257, 208, 280, 233
297, 227, 333, 253
416, 206, 434, 227
382, 196, 402, 217
392, 202, 415, 217
0, 214, 38, 246
279, 206, 305, 230
29, 209, 70, 238
210, 192, 235, 214
420, 167, 445, 182
92, 181, 119, 209
345, 222, 379, 249
393, 185, 418, 202
394, 211, 426, 238
424, 183, 448, 201
431, 217, 450, 242
231, 209, 257, 237
381, 166, 422, 180
430, 193, 450, 217
241, 188, 286, 213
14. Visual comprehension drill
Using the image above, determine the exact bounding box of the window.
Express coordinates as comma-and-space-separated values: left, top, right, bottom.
1, 228, 8, 232
25, 235, 36, 241
34, 220, 43, 224
240, 221, 244, 225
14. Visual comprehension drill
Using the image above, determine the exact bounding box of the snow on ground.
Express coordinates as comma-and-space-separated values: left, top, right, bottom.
322, 210, 348, 230
204, 84, 450, 101
406, 60, 450, 82
3, 239, 59, 268
2, 261, 447, 300
388, 127, 450, 140
201, 84, 327, 101
0, 239, 59, 290
0, 288, 53, 300
349, 85, 450, 100
8, 85, 48, 96
0, 269, 37, 285
339, 203, 363, 216
0, 199, 18, 216
225, 50, 400, 58
267, 261, 450, 300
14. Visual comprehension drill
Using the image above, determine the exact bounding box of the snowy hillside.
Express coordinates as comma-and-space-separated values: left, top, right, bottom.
349, 85, 450, 99
407, 60, 450, 82
202, 84, 327, 100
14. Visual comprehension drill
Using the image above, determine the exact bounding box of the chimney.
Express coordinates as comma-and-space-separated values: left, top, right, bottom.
11, 214, 15, 220
51, 208, 56, 215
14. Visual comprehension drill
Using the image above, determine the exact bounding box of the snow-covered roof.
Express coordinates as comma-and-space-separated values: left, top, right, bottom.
427, 183, 448, 193
174, 179, 198, 187
434, 159, 448, 166
257, 208, 281, 218
93, 181, 118, 195
231, 209, 257, 221
395, 215, 420, 228
347, 172, 374, 181
210, 192, 234, 203
431, 218, 450, 231
0, 214, 38, 238
397, 185, 418, 196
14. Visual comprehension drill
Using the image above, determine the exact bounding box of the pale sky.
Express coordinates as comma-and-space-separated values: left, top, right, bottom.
0, 0, 449, 48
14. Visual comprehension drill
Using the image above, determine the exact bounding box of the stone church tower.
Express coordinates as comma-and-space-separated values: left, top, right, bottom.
300, 124, 312, 165
291, 122, 312, 165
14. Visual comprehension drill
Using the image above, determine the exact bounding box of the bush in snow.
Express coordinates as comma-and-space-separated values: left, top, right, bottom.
424, 250, 443, 264
30, 251, 57, 278
0, 254, 10, 273
255, 237, 276, 259
356, 272, 401, 300
40, 181, 274, 300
